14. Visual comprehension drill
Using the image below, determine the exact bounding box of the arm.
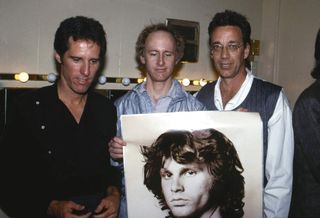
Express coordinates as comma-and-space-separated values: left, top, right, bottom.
264, 90, 294, 218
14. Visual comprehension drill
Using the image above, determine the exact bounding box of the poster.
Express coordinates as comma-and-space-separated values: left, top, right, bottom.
121, 111, 263, 218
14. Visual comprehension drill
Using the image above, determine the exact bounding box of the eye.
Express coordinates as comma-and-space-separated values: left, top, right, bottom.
149, 51, 158, 56
164, 52, 173, 57
185, 170, 197, 177
211, 44, 222, 52
228, 44, 241, 51
160, 170, 172, 179
72, 57, 80, 63
90, 59, 99, 65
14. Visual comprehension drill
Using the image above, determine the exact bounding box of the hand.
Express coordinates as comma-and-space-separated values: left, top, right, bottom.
92, 187, 120, 218
108, 137, 126, 160
237, 107, 249, 112
47, 200, 91, 218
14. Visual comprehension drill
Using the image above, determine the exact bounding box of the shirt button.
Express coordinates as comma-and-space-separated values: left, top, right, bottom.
41, 125, 45, 130
35, 101, 40, 105
48, 150, 52, 155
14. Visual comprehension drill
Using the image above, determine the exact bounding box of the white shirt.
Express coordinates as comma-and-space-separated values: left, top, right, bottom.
214, 71, 294, 218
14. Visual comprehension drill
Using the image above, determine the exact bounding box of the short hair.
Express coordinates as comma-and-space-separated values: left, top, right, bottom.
135, 23, 185, 69
311, 28, 320, 79
54, 16, 107, 60
141, 128, 245, 218
208, 10, 251, 46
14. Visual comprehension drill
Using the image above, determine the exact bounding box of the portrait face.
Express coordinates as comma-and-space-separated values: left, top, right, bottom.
210, 26, 250, 80
140, 31, 178, 84
160, 157, 214, 217
55, 37, 101, 96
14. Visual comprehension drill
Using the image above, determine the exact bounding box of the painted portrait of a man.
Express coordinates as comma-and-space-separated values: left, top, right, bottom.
120, 111, 263, 218
141, 128, 245, 218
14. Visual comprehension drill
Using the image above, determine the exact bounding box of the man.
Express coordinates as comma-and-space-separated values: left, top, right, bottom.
0, 16, 120, 218
141, 128, 245, 218
196, 10, 294, 218
108, 23, 205, 217
289, 28, 320, 218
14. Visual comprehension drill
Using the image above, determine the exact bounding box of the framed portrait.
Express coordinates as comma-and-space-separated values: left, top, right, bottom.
122, 111, 263, 218
166, 18, 199, 63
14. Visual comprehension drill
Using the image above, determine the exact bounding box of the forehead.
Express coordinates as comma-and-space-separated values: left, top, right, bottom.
145, 30, 176, 50
163, 158, 209, 172
67, 37, 100, 54
210, 26, 243, 43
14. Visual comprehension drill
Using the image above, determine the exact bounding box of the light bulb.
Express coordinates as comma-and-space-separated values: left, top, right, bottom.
182, 78, 190, 86
14, 72, 29, 83
98, 75, 107, 84
47, 73, 57, 83
199, 78, 207, 87
122, 77, 130, 86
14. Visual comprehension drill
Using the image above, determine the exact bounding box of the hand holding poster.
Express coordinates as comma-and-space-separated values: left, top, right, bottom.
121, 111, 263, 218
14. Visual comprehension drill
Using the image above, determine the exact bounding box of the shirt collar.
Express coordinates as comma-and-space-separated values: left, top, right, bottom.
214, 69, 254, 110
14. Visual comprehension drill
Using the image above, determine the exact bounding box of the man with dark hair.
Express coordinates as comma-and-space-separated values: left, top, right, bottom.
289, 28, 320, 218
0, 16, 120, 218
108, 23, 205, 218
196, 10, 294, 218
141, 128, 245, 218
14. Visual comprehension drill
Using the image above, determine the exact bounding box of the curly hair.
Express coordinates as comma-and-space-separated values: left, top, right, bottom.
135, 23, 185, 69
54, 16, 107, 60
141, 128, 245, 218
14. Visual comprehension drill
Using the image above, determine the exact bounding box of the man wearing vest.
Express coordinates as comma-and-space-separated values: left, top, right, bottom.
196, 10, 294, 218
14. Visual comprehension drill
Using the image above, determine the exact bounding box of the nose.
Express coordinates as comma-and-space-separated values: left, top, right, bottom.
171, 176, 184, 192
157, 54, 165, 66
221, 46, 230, 58
80, 62, 90, 76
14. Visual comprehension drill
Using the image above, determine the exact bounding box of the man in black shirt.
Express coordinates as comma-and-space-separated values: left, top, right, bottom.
0, 16, 120, 218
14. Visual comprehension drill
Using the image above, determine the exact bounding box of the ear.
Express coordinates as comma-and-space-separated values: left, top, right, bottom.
244, 43, 250, 59
54, 51, 62, 64
140, 55, 146, 65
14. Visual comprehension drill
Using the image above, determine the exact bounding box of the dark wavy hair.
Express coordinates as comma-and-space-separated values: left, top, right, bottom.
135, 23, 185, 70
54, 16, 107, 60
208, 10, 251, 69
311, 28, 320, 79
141, 128, 245, 218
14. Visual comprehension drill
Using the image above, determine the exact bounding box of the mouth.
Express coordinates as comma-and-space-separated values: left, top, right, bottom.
220, 62, 232, 69
77, 77, 90, 85
170, 198, 188, 206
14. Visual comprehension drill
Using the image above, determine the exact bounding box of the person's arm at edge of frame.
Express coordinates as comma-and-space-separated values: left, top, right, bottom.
264, 90, 294, 218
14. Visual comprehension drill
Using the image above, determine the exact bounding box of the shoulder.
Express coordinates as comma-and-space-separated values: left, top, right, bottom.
253, 78, 282, 93
294, 80, 320, 111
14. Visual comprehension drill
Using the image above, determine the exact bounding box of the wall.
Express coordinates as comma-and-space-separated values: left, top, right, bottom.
0, 0, 262, 91
259, 0, 320, 107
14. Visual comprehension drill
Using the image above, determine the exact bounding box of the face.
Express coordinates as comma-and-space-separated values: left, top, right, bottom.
210, 26, 250, 80
161, 158, 214, 217
140, 31, 178, 83
55, 38, 101, 96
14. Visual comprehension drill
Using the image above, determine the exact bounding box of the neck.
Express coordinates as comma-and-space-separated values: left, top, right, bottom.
57, 82, 87, 123
145, 78, 173, 103
219, 69, 247, 107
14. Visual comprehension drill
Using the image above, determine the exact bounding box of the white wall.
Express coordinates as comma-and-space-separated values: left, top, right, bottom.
0, 0, 262, 91
259, 0, 320, 107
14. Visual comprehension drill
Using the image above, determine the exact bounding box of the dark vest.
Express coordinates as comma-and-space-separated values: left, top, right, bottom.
197, 78, 281, 185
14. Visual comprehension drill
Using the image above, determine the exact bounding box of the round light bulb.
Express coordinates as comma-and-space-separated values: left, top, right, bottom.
98, 75, 107, 84
47, 73, 57, 83
199, 78, 208, 87
15, 72, 29, 83
182, 78, 190, 86
122, 77, 131, 86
